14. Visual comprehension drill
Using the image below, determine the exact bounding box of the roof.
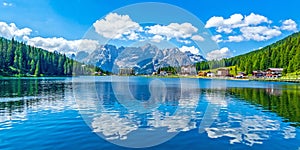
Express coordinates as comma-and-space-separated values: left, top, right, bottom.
252, 70, 265, 73
267, 68, 284, 71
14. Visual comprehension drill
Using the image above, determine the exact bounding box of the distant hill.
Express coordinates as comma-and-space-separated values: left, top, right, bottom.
0, 37, 101, 77
196, 32, 300, 75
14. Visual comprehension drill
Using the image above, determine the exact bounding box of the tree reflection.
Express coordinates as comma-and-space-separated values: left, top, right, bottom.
0, 78, 73, 124
228, 86, 300, 126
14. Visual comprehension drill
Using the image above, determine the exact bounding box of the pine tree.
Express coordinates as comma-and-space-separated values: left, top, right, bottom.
30, 60, 35, 74
34, 60, 40, 76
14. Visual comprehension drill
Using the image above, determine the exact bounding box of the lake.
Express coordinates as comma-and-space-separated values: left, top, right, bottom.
0, 76, 299, 149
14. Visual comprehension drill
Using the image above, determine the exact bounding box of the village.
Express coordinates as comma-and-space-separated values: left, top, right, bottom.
118, 66, 285, 79
197, 67, 284, 79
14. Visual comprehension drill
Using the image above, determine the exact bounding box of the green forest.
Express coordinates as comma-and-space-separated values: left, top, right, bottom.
196, 32, 300, 75
0, 37, 101, 77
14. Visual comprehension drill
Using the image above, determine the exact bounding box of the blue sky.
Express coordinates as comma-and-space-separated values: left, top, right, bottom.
0, 0, 299, 59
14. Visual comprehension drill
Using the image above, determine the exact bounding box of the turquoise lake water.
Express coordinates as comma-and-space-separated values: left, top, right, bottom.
0, 76, 299, 149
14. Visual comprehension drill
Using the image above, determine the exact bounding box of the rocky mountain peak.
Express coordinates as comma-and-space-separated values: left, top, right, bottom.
74, 44, 206, 74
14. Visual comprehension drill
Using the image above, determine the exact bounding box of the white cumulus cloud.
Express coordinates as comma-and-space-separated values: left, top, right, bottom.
191, 35, 204, 42
206, 47, 232, 60
127, 32, 139, 40
93, 13, 142, 40
211, 34, 223, 43
205, 14, 244, 33
179, 46, 200, 54
151, 35, 165, 43
146, 22, 198, 40
3, 2, 13, 7
240, 26, 281, 41
205, 13, 271, 33
281, 19, 297, 31
204, 12, 296, 42
0, 22, 32, 40
205, 16, 224, 28
93, 13, 204, 43
178, 39, 192, 44
244, 13, 271, 25
0, 20, 101, 54
227, 35, 244, 42
224, 14, 244, 26
27, 37, 100, 54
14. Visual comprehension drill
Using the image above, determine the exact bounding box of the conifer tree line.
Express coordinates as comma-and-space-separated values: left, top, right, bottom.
196, 32, 300, 75
157, 66, 177, 75
0, 37, 101, 76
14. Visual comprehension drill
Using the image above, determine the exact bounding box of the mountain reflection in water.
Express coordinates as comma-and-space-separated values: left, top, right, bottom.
0, 77, 299, 149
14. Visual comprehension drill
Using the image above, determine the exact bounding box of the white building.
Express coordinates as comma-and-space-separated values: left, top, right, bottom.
180, 65, 197, 75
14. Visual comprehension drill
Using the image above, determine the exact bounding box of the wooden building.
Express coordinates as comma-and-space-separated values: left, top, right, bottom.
198, 71, 207, 77
265, 68, 283, 78
252, 71, 265, 78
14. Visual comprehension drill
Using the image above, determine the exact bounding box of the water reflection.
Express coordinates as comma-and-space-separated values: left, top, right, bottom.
228, 86, 300, 126
74, 80, 299, 147
205, 113, 281, 146
92, 113, 138, 140
74, 77, 202, 148
0, 77, 300, 148
203, 86, 300, 146
0, 78, 76, 129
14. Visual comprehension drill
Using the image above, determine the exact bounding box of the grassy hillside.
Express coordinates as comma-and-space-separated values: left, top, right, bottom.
196, 32, 300, 75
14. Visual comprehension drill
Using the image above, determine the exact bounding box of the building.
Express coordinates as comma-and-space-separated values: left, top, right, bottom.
119, 68, 134, 75
252, 71, 266, 78
159, 71, 168, 76
198, 71, 207, 77
94, 71, 102, 76
207, 71, 215, 77
180, 65, 197, 75
216, 68, 230, 77
265, 68, 284, 78
236, 72, 247, 78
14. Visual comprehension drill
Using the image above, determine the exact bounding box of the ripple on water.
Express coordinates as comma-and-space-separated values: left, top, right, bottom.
0, 77, 299, 149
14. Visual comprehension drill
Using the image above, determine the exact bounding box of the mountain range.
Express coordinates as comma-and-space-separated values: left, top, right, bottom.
76, 44, 206, 74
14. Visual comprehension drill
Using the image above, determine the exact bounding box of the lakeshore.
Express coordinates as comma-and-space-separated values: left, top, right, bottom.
1, 75, 299, 83
138, 74, 300, 83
